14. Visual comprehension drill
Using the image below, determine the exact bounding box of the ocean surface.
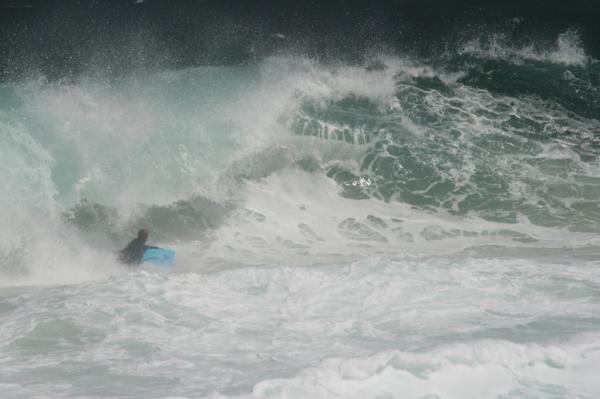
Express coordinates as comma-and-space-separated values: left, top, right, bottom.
1, 30, 600, 398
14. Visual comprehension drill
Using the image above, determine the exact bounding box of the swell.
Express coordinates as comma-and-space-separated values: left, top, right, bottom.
0, 38, 599, 282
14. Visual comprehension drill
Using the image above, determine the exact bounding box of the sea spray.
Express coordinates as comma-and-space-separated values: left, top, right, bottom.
0, 31, 599, 398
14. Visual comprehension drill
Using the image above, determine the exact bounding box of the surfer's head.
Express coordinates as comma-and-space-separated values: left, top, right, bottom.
138, 229, 149, 242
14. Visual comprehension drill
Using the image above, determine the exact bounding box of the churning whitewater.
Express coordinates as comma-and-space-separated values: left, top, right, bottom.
1, 32, 600, 398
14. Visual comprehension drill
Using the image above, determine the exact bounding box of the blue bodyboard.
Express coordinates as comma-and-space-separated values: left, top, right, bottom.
142, 248, 176, 267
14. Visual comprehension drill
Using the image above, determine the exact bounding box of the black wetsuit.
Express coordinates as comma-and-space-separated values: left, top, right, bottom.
118, 238, 157, 265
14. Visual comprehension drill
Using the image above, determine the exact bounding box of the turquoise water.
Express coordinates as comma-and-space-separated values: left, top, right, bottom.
1, 34, 600, 398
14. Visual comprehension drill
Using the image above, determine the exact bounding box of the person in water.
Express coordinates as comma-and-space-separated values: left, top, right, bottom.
118, 229, 158, 265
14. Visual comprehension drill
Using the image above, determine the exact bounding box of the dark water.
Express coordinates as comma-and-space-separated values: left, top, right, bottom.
1, 0, 600, 79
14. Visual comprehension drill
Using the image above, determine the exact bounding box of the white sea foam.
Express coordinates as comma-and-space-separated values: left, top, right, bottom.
195, 169, 600, 268
239, 337, 600, 399
1, 256, 599, 397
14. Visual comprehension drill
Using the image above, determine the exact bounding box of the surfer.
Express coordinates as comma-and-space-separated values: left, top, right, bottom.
118, 229, 158, 265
